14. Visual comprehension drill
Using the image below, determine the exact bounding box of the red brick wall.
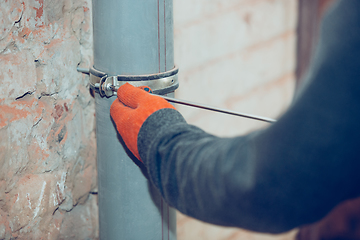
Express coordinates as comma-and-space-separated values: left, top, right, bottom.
0, 0, 98, 239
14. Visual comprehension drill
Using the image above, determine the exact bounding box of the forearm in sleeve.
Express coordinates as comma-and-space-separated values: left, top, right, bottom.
137, 0, 360, 233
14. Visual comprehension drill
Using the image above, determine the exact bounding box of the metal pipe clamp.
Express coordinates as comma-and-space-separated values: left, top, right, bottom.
89, 66, 179, 97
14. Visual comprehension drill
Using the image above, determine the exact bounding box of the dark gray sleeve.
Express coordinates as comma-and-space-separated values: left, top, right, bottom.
138, 0, 360, 233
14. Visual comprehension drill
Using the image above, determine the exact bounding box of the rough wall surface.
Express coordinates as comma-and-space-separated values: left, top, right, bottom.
0, 0, 98, 239
1, 0, 299, 239
173, 0, 298, 239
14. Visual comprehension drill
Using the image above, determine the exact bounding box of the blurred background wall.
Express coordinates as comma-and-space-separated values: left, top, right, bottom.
0, 0, 334, 239
173, 0, 297, 239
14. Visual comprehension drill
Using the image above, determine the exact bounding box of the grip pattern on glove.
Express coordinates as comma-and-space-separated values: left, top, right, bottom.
110, 83, 175, 161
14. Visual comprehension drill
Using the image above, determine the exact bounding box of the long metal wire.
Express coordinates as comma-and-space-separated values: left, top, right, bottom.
151, 93, 277, 123
107, 83, 276, 123
76, 67, 276, 123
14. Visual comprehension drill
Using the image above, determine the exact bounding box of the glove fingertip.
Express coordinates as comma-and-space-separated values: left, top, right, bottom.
110, 99, 129, 119
117, 83, 149, 108
117, 83, 132, 98
110, 98, 122, 112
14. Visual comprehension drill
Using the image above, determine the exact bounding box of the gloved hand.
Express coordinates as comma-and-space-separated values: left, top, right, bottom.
110, 83, 175, 161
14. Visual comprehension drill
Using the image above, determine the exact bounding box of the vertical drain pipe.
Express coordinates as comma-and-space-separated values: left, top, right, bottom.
92, 0, 176, 239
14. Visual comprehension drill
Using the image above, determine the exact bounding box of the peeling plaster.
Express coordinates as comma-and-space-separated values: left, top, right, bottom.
0, 0, 97, 238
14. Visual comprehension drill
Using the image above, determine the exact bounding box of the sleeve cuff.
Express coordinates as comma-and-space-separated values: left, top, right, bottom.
137, 108, 187, 163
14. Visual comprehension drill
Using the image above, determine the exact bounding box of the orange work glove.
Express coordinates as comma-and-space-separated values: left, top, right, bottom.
110, 83, 175, 161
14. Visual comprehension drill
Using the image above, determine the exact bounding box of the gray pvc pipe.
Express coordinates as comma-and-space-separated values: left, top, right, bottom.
92, 0, 176, 239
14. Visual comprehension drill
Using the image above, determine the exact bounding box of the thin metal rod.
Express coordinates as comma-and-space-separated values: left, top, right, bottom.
152, 94, 276, 123
77, 67, 90, 74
